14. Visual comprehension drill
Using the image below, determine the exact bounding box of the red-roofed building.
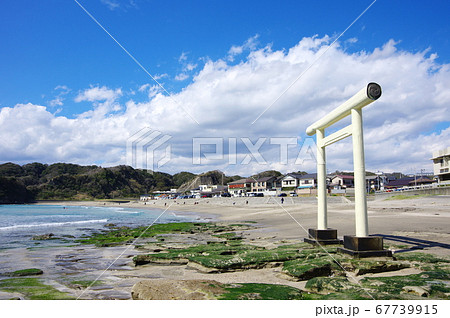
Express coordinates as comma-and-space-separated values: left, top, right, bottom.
227, 178, 253, 196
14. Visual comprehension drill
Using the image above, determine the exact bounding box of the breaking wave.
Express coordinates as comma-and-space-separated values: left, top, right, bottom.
0, 219, 108, 231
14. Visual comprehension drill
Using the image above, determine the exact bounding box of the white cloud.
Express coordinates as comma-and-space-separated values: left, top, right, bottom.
100, 0, 139, 11
75, 86, 122, 102
228, 34, 260, 61
138, 83, 162, 98
1, 36, 449, 176
138, 84, 150, 92
100, 0, 120, 11
178, 52, 197, 74
184, 63, 197, 71
55, 85, 70, 91
154, 73, 168, 80
175, 73, 189, 81
49, 97, 64, 107
49, 85, 71, 107
178, 52, 188, 62
74, 86, 123, 118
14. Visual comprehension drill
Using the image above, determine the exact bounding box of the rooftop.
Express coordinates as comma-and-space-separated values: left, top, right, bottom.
431, 147, 450, 159
253, 176, 277, 182
227, 178, 253, 185
332, 175, 354, 179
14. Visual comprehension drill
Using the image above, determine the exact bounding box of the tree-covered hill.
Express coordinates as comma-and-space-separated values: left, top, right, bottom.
0, 177, 35, 204
0, 163, 176, 201
250, 170, 283, 179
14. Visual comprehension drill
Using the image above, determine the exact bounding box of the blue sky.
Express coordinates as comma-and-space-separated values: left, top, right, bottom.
0, 0, 449, 175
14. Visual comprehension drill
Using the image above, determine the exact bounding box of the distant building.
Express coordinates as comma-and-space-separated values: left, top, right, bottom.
431, 147, 450, 182
296, 173, 317, 195
385, 177, 415, 189
227, 178, 253, 196
297, 173, 317, 188
251, 176, 277, 193
274, 175, 284, 189
408, 177, 434, 186
365, 175, 378, 192
198, 184, 227, 193
385, 172, 405, 180
330, 175, 354, 189
280, 173, 305, 189
191, 184, 227, 197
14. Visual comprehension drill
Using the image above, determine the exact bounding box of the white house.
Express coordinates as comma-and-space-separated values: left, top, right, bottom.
330, 175, 354, 189
248, 176, 277, 196
281, 173, 304, 188
199, 184, 216, 192
193, 184, 227, 196
297, 173, 317, 188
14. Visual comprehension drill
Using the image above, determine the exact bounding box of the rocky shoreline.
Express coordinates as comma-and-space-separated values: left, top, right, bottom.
1, 196, 449, 300
0, 219, 449, 300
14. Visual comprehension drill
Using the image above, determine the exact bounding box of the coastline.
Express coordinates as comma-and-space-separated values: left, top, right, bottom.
35, 195, 450, 254
1, 195, 448, 300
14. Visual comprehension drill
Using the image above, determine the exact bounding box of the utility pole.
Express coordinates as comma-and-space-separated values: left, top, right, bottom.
413, 166, 417, 186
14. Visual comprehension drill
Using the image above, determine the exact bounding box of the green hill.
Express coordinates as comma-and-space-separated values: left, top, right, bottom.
0, 163, 174, 201
0, 177, 35, 203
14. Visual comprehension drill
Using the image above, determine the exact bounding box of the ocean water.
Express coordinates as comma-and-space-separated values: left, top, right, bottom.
0, 204, 204, 249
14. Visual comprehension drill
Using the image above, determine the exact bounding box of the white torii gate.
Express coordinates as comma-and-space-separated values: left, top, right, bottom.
305, 83, 391, 257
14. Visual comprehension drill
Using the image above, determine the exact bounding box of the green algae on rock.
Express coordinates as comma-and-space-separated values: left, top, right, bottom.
77, 222, 253, 247
134, 242, 309, 270
4, 268, 43, 277
0, 277, 74, 300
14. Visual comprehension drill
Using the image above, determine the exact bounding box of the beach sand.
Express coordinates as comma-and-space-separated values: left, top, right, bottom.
1, 195, 449, 299
55, 195, 450, 255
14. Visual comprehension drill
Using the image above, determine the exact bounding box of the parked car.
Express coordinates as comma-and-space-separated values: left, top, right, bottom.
278, 193, 287, 197
221, 193, 231, 197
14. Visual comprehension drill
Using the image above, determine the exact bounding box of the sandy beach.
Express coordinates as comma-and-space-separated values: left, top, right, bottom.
1, 194, 449, 300
54, 195, 450, 255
